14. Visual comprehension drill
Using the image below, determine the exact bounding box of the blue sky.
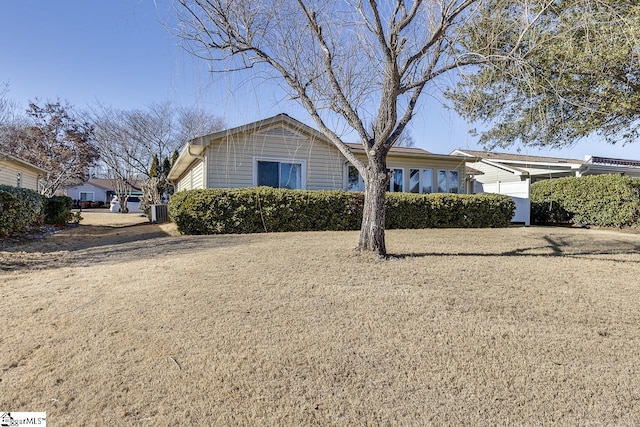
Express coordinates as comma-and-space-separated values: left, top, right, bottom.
1, 0, 637, 161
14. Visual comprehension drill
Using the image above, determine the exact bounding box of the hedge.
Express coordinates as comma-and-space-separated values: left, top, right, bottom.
531, 175, 640, 227
0, 185, 45, 237
385, 192, 515, 229
44, 195, 74, 225
168, 187, 515, 235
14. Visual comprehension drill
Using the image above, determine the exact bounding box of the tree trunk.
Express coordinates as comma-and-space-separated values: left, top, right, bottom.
358, 164, 390, 257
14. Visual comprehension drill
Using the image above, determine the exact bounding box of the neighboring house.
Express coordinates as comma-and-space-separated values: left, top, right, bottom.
0, 151, 48, 191
168, 114, 477, 196
65, 178, 144, 212
452, 149, 640, 225
65, 178, 112, 204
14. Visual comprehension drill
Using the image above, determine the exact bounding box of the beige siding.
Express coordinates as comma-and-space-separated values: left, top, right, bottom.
206, 124, 344, 190
0, 159, 40, 190
176, 160, 205, 192
173, 118, 471, 194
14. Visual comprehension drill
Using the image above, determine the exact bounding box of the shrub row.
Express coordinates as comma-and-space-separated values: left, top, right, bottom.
0, 187, 75, 236
73, 200, 105, 209
385, 192, 515, 229
0, 185, 46, 237
531, 174, 640, 227
168, 188, 362, 234
168, 187, 515, 235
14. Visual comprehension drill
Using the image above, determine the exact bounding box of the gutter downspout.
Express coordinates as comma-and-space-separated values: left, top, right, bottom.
187, 143, 207, 189
187, 143, 205, 161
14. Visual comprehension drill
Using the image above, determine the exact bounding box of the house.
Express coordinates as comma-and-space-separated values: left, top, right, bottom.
65, 178, 113, 204
65, 178, 144, 212
0, 151, 48, 191
168, 114, 477, 196
452, 149, 640, 225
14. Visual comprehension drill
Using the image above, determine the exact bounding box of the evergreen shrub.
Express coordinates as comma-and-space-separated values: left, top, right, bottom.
531, 175, 640, 227
44, 195, 74, 225
168, 187, 515, 235
0, 185, 45, 236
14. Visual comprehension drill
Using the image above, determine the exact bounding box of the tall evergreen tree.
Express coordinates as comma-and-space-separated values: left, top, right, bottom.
149, 154, 160, 178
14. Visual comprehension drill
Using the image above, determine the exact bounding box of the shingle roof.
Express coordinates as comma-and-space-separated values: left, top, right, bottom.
345, 143, 431, 155
87, 178, 144, 191
456, 149, 584, 165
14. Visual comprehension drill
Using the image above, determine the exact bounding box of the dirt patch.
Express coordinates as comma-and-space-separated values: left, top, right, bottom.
1, 223, 640, 425
0, 211, 179, 271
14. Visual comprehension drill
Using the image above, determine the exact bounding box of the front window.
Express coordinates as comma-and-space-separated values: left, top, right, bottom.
437, 170, 459, 193
256, 160, 304, 189
388, 168, 404, 192
279, 162, 302, 189
80, 192, 94, 201
409, 168, 433, 193
449, 171, 459, 193
347, 165, 365, 191
409, 169, 420, 193
422, 169, 433, 193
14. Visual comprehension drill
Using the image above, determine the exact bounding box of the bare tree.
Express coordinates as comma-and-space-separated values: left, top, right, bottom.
0, 83, 18, 154
395, 131, 415, 148
90, 107, 143, 212
175, 0, 563, 256
0, 82, 16, 130
89, 102, 225, 212
176, 105, 226, 146
0, 85, 30, 162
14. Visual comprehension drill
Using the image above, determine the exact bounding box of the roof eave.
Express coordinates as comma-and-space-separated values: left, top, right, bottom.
167, 143, 207, 181
350, 146, 477, 161
482, 159, 529, 176
0, 152, 49, 175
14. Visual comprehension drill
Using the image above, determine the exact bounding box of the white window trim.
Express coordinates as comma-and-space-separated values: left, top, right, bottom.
253, 157, 307, 189
79, 191, 95, 201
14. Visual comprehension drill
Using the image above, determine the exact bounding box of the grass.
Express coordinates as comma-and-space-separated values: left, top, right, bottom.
1, 216, 640, 425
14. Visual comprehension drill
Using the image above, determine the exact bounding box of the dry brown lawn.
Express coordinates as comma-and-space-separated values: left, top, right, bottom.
1, 212, 640, 425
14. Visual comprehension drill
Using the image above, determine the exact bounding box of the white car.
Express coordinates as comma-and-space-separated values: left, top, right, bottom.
110, 196, 143, 213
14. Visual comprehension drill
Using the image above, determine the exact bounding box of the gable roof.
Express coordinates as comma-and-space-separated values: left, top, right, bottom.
194, 114, 324, 144
70, 178, 144, 191
169, 114, 326, 180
